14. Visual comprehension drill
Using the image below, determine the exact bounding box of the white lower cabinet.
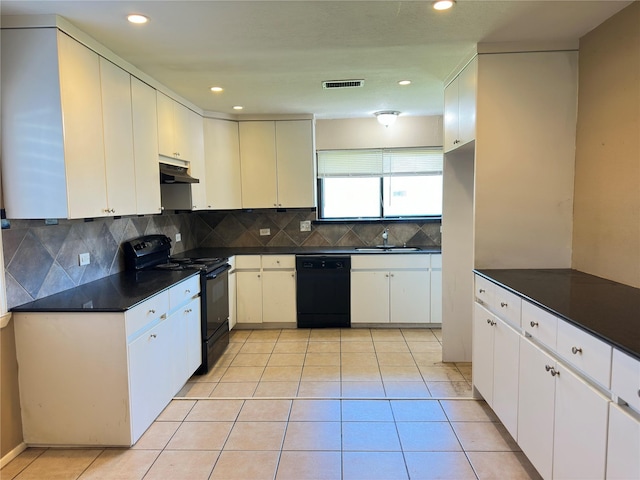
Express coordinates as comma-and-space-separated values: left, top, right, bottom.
606, 403, 640, 480
235, 255, 296, 325
472, 303, 519, 438
351, 254, 436, 324
14, 275, 201, 446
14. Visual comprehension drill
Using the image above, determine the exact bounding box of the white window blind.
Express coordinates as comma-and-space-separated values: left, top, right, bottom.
317, 147, 443, 178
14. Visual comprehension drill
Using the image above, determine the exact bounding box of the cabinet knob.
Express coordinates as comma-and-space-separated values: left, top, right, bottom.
545, 364, 552, 372
530, 321, 538, 328
193, 206, 197, 209
479, 288, 485, 293
550, 368, 560, 377
185, 308, 192, 313
150, 334, 157, 339
486, 318, 496, 326
385, 274, 389, 277
148, 309, 156, 314
571, 346, 582, 355
500, 302, 508, 308
185, 289, 191, 294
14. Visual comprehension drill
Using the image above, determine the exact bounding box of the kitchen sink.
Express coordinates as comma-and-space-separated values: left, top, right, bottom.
355, 246, 422, 252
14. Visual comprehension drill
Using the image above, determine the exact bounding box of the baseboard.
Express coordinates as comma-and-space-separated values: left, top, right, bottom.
0, 442, 27, 469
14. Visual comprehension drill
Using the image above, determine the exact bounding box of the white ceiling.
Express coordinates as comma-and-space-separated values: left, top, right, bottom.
1, 1, 633, 119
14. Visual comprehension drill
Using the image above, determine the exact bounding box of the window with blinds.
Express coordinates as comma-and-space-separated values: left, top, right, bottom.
317, 147, 443, 220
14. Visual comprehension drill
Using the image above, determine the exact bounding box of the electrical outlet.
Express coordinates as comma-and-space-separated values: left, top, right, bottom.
175, 233, 182, 242
79, 253, 90, 266
260, 228, 271, 236
300, 220, 311, 232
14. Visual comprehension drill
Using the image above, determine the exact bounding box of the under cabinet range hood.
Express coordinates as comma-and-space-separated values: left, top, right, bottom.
159, 162, 199, 184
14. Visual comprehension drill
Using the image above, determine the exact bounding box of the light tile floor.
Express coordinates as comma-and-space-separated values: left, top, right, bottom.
2, 328, 542, 479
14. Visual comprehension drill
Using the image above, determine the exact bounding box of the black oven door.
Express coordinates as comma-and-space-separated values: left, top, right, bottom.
203, 264, 230, 340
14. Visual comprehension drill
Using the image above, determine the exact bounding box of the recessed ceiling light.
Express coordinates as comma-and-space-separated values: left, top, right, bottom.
233, 105, 243, 110
210, 87, 224, 93
398, 80, 411, 86
433, 1, 454, 11
127, 14, 148, 24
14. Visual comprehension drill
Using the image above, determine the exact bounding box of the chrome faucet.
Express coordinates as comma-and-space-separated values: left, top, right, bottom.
382, 228, 389, 246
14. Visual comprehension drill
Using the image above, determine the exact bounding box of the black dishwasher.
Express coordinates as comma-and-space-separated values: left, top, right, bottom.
296, 255, 351, 328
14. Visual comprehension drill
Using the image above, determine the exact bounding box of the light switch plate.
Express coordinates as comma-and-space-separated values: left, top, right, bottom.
260, 228, 271, 236
175, 233, 182, 242
79, 253, 90, 266
300, 220, 311, 232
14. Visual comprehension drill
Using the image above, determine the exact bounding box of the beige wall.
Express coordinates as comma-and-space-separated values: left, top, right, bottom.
315, 116, 443, 150
1, 318, 22, 460
572, 2, 640, 288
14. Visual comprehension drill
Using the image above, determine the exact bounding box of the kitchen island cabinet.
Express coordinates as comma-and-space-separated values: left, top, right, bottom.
12, 272, 201, 447
473, 269, 640, 480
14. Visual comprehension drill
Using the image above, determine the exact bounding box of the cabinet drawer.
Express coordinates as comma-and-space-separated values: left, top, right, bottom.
493, 286, 522, 329
125, 291, 169, 339
556, 319, 612, 388
474, 275, 495, 308
262, 255, 295, 269
235, 255, 261, 269
352, 254, 429, 270
169, 275, 200, 309
522, 301, 557, 348
611, 349, 640, 412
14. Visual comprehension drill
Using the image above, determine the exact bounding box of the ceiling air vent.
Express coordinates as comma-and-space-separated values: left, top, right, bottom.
322, 79, 365, 89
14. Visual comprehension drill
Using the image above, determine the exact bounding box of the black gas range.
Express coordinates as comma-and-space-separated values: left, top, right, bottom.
123, 235, 230, 374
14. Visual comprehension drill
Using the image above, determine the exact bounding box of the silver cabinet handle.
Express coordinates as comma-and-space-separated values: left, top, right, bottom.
571, 346, 582, 355
545, 365, 559, 376
500, 302, 508, 308
530, 321, 538, 328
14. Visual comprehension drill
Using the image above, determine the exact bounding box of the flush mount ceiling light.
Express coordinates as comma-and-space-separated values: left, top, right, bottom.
127, 14, 149, 24
233, 105, 243, 110
398, 80, 412, 86
210, 86, 223, 92
433, 0, 455, 11
375, 111, 400, 127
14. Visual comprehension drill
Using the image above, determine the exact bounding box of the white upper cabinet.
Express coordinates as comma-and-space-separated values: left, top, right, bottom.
99, 57, 136, 216
186, 109, 207, 210
156, 91, 194, 162
239, 120, 315, 209
443, 57, 477, 153
131, 77, 162, 215
203, 118, 242, 210
1, 28, 109, 219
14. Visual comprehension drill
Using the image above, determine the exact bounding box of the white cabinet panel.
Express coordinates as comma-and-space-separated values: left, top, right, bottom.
390, 270, 430, 323
611, 348, 640, 411
443, 57, 476, 153
204, 118, 242, 210
236, 271, 263, 324
187, 109, 207, 210
275, 120, 315, 207
99, 57, 136, 216
131, 77, 162, 215
473, 303, 495, 404
607, 403, 640, 480
522, 300, 558, 348
239, 121, 278, 208
262, 270, 296, 323
351, 271, 390, 324
492, 317, 520, 440
430, 255, 442, 323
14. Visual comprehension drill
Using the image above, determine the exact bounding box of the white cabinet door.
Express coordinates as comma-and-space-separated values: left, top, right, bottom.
275, 120, 315, 207
351, 271, 389, 324
172, 101, 191, 160
430, 255, 442, 323
262, 270, 296, 323
607, 403, 640, 480
457, 57, 477, 147
472, 303, 495, 404
236, 271, 263, 324
131, 77, 162, 215
552, 363, 609, 480
156, 91, 176, 159
58, 32, 108, 218
492, 318, 520, 440
187, 109, 207, 209
99, 57, 136, 216
181, 298, 202, 380
239, 121, 278, 208
443, 75, 460, 153
517, 339, 556, 480
204, 118, 242, 210
390, 270, 430, 323
128, 318, 174, 442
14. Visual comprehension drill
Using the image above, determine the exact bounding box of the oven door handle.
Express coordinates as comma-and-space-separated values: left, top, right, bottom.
206, 264, 231, 279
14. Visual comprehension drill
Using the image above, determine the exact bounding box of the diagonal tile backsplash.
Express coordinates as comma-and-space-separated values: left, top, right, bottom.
2, 209, 440, 309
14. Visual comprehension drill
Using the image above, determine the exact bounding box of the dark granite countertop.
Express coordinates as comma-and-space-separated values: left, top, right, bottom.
10, 270, 200, 313
175, 245, 441, 259
475, 269, 640, 360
